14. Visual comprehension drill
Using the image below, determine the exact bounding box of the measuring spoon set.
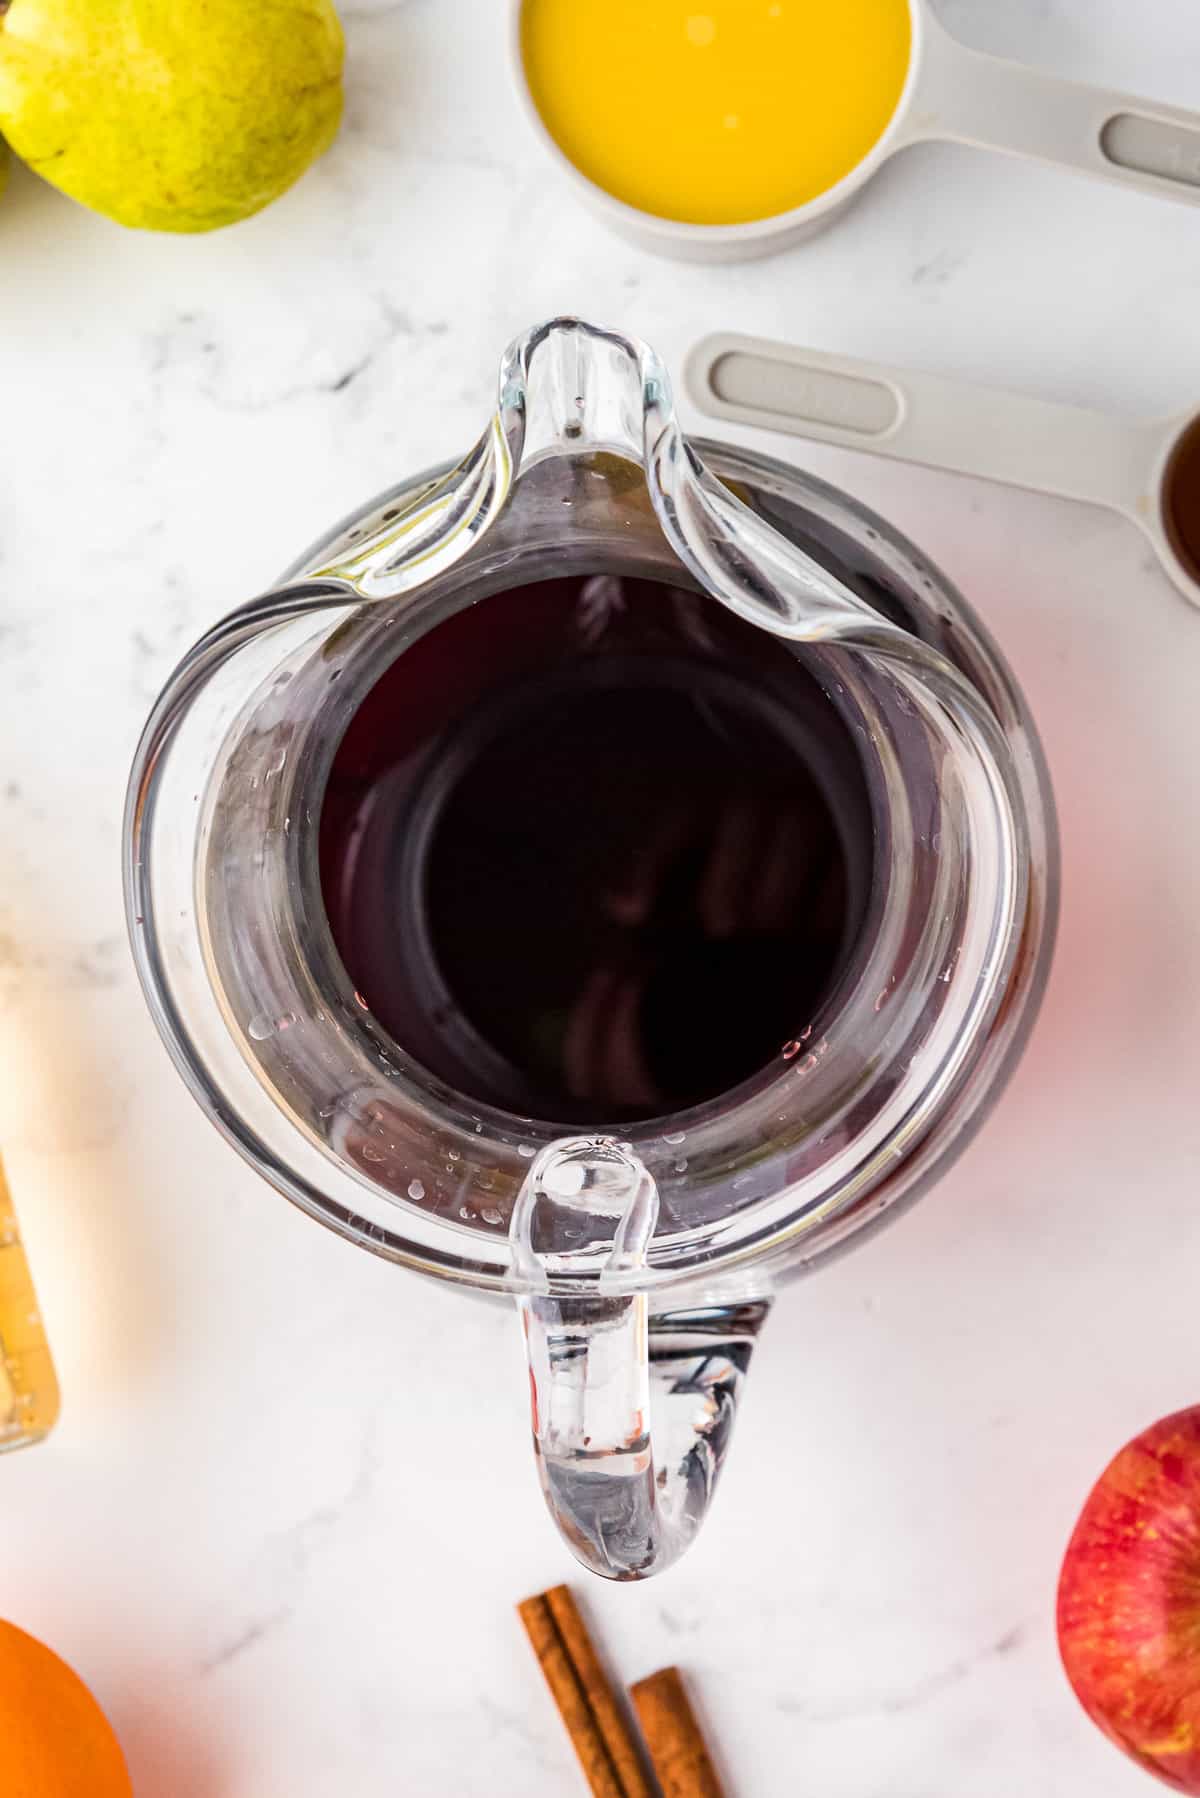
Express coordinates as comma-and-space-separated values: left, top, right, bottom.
512, 2, 1200, 609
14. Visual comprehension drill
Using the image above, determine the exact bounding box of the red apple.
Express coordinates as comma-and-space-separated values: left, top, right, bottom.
1058, 1406, 1200, 1791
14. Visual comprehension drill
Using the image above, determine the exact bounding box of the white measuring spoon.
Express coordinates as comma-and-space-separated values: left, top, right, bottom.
686, 332, 1200, 610
512, 0, 1200, 260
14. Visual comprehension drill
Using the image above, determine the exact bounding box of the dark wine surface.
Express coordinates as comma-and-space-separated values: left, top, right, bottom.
319, 574, 872, 1123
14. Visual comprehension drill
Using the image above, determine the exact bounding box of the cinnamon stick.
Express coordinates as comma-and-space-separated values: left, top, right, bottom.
630, 1666, 727, 1798
518, 1586, 655, 1798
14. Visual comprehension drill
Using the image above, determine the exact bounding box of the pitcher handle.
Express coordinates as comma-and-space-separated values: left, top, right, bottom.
512, 1138, 771, 1581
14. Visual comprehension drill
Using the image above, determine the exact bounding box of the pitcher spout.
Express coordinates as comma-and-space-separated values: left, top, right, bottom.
307, 316, 895, 643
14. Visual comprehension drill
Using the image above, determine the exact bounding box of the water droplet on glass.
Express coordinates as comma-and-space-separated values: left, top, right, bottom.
481, 1205, 503, 1226
673, 1159, 688, 1174
782, 1039, 802, 1059
362, 1144, 383, 1164
408, 1179, 425, 1201
663, 1131, 686, 1146
448, 1148, 461, 1162
267, 748, 286, 777
353, 990, 369, 1010
545, 1162, 585, 1199
517, 1143, 536, 1159
458, 1205, 474, 1220
248, 1013, 273, 1040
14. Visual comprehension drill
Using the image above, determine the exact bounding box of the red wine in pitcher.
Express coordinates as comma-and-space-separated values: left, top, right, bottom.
319, 574, 872, 1125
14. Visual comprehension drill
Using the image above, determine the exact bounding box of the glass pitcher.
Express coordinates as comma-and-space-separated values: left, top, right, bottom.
124, 319, 1057, 1580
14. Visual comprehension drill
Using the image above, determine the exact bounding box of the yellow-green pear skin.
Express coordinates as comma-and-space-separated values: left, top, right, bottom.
0, 0, 344, 232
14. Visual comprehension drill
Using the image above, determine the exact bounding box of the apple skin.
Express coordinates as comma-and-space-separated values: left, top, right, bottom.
1058, 1407, 1200, 1792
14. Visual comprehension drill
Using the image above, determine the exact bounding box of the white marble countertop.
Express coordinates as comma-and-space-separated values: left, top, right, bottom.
2, 1, 1200, 1792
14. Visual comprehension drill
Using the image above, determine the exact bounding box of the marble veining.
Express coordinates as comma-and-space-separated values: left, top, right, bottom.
774, 1623, 1031, 1723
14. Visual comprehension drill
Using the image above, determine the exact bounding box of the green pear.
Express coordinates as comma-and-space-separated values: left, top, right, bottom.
0, 0, 344, 232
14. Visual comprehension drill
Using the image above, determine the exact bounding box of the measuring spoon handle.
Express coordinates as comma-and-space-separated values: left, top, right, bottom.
905, 9, 1200, 208
685, 333, 1161, 520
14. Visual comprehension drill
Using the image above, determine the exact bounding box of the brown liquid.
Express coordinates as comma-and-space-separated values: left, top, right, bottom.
319, 575, 873, 1124
1165, 415, 1200, 584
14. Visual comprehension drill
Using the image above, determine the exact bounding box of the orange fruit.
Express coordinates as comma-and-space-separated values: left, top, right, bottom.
0, 1619, 131, 1796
